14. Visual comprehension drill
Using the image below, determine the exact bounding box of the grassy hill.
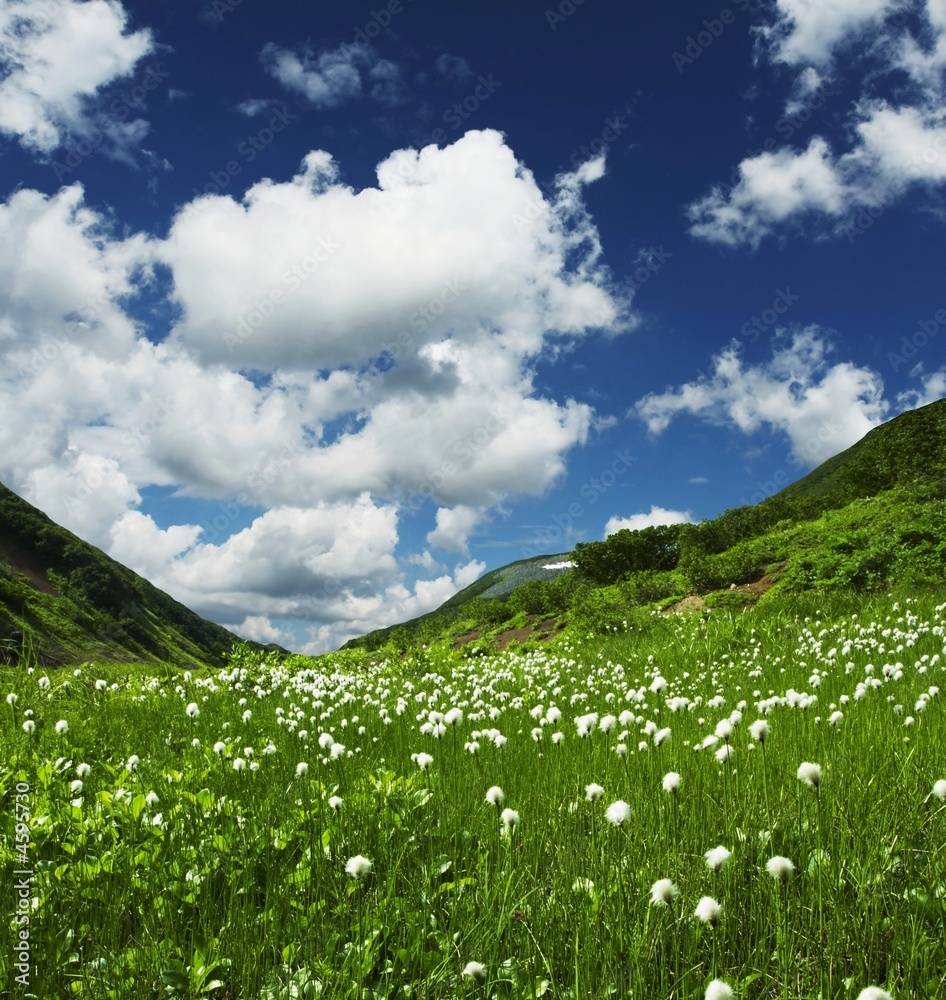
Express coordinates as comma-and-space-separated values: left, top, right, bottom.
346, 399, 946, 653
0, 481, 269, 668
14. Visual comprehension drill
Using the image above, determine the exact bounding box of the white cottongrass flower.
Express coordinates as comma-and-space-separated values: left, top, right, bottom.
695, 895, 723, 925
55, 719, 69, 734
38, 676, 50, 689
413, 752, 434, 771
855, 989, 893, 1000
500, 808, 520, 830
663, 771, 681, 794
329, 743, 346, 759
829, 711, 844, 727
328, 795, 343, 811
653, 726, 672, 746
145, 791, 159, 807
461, 961, 487, 981
749, 719, 770, 743
766, 856, 796, 882
650, 878, 679, 906
705, 980, 735, 1000
76, 763, 91, 777
70, 780, 84, 794
797, 762, 822, 788
605, 800, 631, 826
715, 744, 735, 764
95, 679, 107, 691
714, 719, 732, 740
233, 758, 246, 771
6, 692, 17, 704
444, 707, 463, 726
295, 762, 309, 776
933, 779, 946, 801
705, 845, 732, 872
318, 732, 334, 748
345, 855, 373, 880
585, 783, 605, 802
126, 754, 140, 771
22, 720, 35, 733
185, 702, 199, 718
551, 732, 564, 744
485, 785, 505, 807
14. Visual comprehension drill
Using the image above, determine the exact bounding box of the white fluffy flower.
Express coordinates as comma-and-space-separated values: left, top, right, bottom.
413, 752, 434, 770
749, 719, 770, 743
585, 783, 605, 802
328, 795, 343, 811
715, 744, 735, 764
855, 990, 893, 1000
186, 702, 200, 718
797, 762, 822, 788
704, 845, 732, 872
932, 779, 946, 801
500, 808, 520, 830
650, 878, 679, 906
604, 800, 631, 826
485, 785, 505, 806
695, 895, 722, 925
345, 855, 373, 879
55, 719, 68, 734
295, 762, 308, 776
766, 855, 795, 882
662, 771, 681, 794
705, 980, 735, 1000
462, 961, 487, 981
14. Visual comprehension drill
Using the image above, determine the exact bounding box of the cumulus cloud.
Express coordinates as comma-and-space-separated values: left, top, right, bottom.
0, 0, 154, 156
605, 507, 695, 537
635, 328, 889, 467
688, 138, 847, 247
426, 505, 485, 554
0, 129, 624, 650
897, 365, 946, 410
689, 0, 946, 246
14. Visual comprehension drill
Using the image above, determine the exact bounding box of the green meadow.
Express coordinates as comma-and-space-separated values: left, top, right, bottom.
3, 591, 944, 999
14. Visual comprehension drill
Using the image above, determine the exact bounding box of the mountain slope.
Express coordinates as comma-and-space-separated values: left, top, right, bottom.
346, 398, 946, 652
0, 481, 258, 668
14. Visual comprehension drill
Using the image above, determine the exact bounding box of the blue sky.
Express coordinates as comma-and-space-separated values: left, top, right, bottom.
1, 0, 944, 651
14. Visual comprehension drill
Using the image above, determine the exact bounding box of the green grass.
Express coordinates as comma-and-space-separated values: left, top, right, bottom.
2, 590, 945, 998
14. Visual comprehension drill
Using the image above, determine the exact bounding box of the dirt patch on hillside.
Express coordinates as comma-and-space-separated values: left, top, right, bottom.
453, 627, 483, 648
732, 568, 781, 596
0, 530, 58, 596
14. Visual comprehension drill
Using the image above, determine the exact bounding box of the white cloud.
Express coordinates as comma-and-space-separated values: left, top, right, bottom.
605, 507, 695, 537
261, 41, 370, 108
426, 505, 484, 554
687, 138, 848, 247
635, 328, 889, 467
759, 0, 893, 67
897, 365, 946, 410
0, 130, 624, 650
689, 1, 946, 246
0, 0, 154, 156
227, 615, 295, 646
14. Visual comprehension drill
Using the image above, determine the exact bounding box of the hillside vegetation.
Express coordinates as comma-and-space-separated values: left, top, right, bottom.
0, 483, 257, 667
346, 399, 946, 654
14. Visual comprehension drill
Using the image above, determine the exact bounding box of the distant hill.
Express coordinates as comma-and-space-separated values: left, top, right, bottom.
345, 398, 946, 652
0, 481, 276, 668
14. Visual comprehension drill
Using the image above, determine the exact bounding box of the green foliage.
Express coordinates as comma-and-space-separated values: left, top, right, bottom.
573, 523, 683, 585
